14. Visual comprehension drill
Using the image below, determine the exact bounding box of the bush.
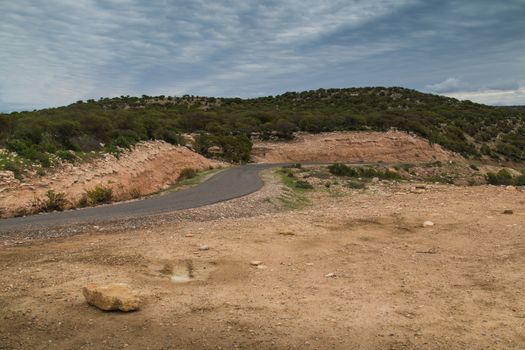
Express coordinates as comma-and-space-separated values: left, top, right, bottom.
179, 168, 197, 180
2, 160, 23, 179
486, 169, 514, 186
85, 186, 113, 205
294, 180, 313, 189
328, 163, 359, 177
194, 134, 252, 163
515, 175, 525, 186
345, 180, 366, 189
37, 190, 68, 212
55, 150, 78, 162
328, 163, 402, 180
128, 188, 141, 199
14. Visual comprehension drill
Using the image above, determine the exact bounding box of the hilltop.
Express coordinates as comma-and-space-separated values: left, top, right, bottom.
1, 87, 524, 175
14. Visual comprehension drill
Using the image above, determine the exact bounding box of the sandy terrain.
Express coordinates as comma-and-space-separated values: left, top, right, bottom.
1, 171, 523, 349
0, 141, 224, 218
252, 131, 461, 163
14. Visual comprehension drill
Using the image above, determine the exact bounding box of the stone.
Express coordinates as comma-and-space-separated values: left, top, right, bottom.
250, 260, 263, 266
371, 177, 380, 183
198, 245, 209, 251
278, 231, 295, 236
325, 273, 336, 278
82, 283, 141, 312
423, 221, 434, 227
503, 209, 514, 215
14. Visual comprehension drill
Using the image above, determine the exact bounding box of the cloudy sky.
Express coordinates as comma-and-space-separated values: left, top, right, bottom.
1, 0, 524, 112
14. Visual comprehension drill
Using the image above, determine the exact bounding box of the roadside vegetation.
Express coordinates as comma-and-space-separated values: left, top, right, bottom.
485, 169, 525, 186
1, 87, 524, 177
78, 186, 113, 207
328, 163, 402, 180
276, 167, 312, 209
166, 167, 223, 192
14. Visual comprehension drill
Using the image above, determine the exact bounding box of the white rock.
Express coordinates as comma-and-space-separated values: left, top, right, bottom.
325, 273, 336, 278
423, 221, 434, 227
250, 260, 263, 266
198, 245, 209, 251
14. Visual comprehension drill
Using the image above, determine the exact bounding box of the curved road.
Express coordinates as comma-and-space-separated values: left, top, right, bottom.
0, 163, 281, 233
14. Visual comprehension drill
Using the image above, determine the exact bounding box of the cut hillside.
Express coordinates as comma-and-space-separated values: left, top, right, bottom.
0, 141, 224, 218
252, 131, 461, 163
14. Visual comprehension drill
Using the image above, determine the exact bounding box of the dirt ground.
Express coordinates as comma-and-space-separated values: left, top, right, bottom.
1, 173, 524, 349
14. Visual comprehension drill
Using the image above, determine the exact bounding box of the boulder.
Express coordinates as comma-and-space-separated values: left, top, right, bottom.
82, 283, 141, 312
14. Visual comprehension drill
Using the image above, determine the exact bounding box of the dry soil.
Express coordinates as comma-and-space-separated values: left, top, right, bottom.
1, 174, 524, 349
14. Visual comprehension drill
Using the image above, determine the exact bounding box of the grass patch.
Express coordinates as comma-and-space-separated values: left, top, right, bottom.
168, 167, 223, 192
327, 163, 402, 180
275, 168, 312, 209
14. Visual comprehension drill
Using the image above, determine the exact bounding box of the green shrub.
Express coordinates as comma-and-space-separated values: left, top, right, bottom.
294, 180, 313, 189
515, 175, 525, 186
37, 190, 68, 212
55, 150, 78, 162
328, 163, 359, 177
179, 168, 197, 180
85, 186, 113, 205
2, 160, 23, 179
345, 180, 366, 189
328, 163, 402, 180
486, 169, 514, 186
77, 194, 89, 208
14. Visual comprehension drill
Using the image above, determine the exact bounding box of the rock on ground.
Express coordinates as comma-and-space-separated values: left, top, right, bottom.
82, 283, 141, 312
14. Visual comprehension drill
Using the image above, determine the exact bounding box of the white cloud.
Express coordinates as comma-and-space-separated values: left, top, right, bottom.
445, 87, 525, 106
425, 78, 468, 93
0, 0, 524, 110
0, 0, 418, 110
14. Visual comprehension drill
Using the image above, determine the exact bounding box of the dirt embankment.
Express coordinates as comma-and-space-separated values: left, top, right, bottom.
0, 141, 224, 218
252, 131, 462, 163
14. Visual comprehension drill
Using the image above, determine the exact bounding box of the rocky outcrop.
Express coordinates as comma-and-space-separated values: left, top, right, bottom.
251, 131, 462, 164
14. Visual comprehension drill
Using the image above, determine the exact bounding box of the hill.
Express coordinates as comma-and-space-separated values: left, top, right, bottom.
1, 87, 524, 174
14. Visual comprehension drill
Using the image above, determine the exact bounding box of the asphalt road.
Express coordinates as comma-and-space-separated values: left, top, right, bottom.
0, 163, 280, 233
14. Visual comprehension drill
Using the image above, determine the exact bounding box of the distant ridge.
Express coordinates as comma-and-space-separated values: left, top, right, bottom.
1, 87, 524, 170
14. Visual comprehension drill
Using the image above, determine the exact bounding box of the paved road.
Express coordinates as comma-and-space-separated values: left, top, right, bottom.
0, 163, 281, 233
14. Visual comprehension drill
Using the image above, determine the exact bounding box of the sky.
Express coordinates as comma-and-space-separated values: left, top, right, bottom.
0, 0, 524, 112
